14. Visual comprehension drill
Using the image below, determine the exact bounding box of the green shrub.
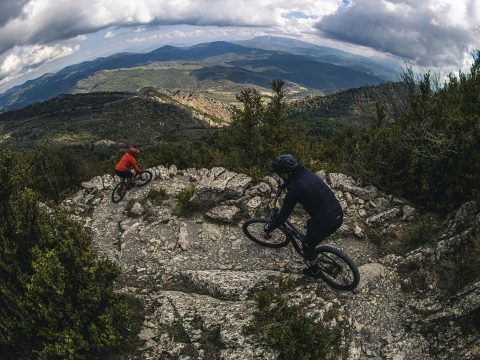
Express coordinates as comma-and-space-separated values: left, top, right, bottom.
245, 278, 342, 360
397, 260, 430, 293
365, 228, 391, 250
389, 217, 439, 254
147, 188, 168, 206
0, 150, 141, 359
175, 187, 197, 216
317, 52, 480, 213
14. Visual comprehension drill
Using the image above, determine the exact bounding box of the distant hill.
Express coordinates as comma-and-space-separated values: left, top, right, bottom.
0, 92, 214, 150
0, 41, 386, 110
235, 36, 399, 81
288, 82, 408, 137
0, 82, 405, 151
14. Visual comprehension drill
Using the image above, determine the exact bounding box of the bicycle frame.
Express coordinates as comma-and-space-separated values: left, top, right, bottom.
269, 185, 307, 256
281, 221, 306, 257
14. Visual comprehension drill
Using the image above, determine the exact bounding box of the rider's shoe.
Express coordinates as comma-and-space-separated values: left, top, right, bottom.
302, 264, 321, 279
306, 257, 319, 267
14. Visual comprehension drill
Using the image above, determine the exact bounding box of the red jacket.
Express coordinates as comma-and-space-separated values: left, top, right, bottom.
115, 153, 142, 173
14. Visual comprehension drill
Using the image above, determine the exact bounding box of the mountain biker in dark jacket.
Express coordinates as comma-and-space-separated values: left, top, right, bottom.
264, 154, 343, 277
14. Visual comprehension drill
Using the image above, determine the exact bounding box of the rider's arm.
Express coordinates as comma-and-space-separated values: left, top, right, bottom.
267, 190, 297, 231
130, 155, 142, 173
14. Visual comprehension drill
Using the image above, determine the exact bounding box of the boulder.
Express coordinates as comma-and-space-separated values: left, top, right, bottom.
205, 205, 240, 223
101, 174, 115, 190
372, 197, 390, 211
315, 170, 327, 182
192, 168, 252, 207
353, 223, 365, 238
328, 173, 378, 200
129, 202, 144, 217
81, 176, 104, 191
155, 165, 169, 180
168, 165, 178, 177
366, 208, 400, 226
402, 205, 416, 221
245, 196, 262, 210
246, 182, 271, 196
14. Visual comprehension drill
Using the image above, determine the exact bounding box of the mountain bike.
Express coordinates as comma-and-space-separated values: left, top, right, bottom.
242, 185, 360, 291
111, 169, 153, 203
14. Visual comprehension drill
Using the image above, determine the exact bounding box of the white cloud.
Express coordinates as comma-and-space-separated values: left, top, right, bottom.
0, 0, 478, 90
1, 53, 22, 74
0, 0, 339, 55
0, 43, 80, 80
72, 34, 88, 41
126, 27, 272, 44
317, 0, 480, 68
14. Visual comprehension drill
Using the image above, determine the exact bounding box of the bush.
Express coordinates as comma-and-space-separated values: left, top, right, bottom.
389, 216, 439, 254
147, 188, 168, 206
0, 150, 141, 359
317, 52, 480, 212
175, 187, 197, 216
245, 278, 342, 360
214, 79, 313, 177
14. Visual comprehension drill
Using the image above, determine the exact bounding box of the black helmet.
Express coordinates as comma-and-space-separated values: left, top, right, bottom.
272, 154, 299, 175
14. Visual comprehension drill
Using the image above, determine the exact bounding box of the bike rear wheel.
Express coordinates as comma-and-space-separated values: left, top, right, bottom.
135, 170, 153, 187
242, 219, 290, 248
315, 245, 360, 291
112, 182, 127, 203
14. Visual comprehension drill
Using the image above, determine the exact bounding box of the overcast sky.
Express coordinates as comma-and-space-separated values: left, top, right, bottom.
0, 0, 479, 92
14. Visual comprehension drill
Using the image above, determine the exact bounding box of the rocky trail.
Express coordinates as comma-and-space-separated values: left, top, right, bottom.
63, 166, 480, 359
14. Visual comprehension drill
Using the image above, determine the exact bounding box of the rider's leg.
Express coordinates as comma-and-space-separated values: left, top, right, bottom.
304, 210, 344, 263
125, 171, 135, 188
304, 219, 327, 262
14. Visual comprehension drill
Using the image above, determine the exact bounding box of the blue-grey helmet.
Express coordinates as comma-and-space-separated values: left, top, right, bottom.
272, 154, 299, 175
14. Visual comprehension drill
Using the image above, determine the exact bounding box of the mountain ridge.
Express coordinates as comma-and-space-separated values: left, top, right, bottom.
235, 36, 399, 80
0, 40, 386, 111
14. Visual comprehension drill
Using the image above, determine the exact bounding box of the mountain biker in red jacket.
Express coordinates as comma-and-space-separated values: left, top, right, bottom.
115, 147, 142, 185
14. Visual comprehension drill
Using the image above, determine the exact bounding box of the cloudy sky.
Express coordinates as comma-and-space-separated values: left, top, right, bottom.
0, 0, 479, 92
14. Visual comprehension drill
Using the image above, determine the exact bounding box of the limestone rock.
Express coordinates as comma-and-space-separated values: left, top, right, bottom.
245, 196, 262, 210
182, 270, 280, 301
366, 208, 400, 226
205, 205, 240, 223
64, 166, 477, 360
328, 173, 378, 200
129, 202, 144, 217
177, 224, 189, 250
353, 223, 365, 238
402, 205, 416, 221
192, 168, 252, 207
81, 176, 104, 191
168, 165, 178, 177
315, 170, 327, 181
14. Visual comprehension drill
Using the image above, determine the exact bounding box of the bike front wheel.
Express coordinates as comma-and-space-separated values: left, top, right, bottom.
112, 182, 127, 203
242, 219, 290, 248
135, 170, 153, 187
316, 245, 360, 291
